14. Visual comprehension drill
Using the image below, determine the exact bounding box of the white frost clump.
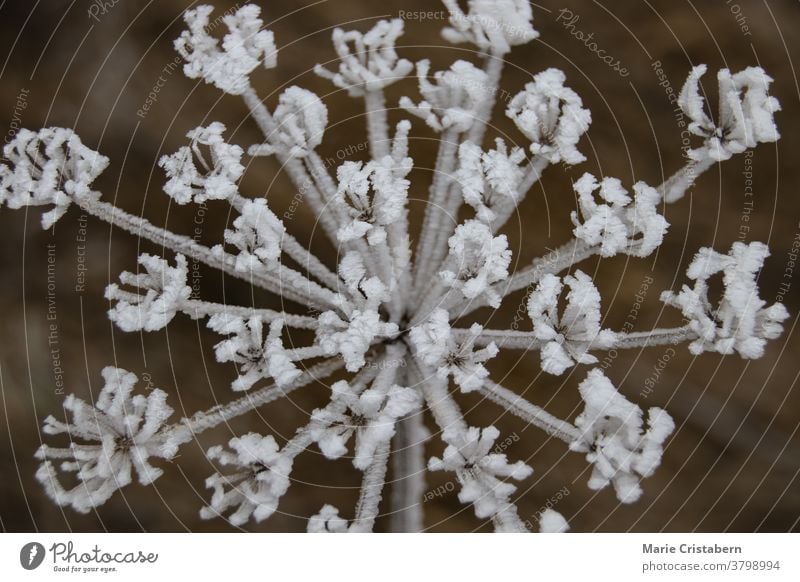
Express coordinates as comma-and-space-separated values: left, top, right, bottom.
106, 254, 192, 332
310, 380, 421, 470
661, 242, 789, 358
539, 509, 569, 533
159, 122, 244, 204
314, 19, 413, 96
571, 173, 669, 258
251, 87, 328, 158
208, 315, 303, 391
441, 0, 539, 55
0, 128, 108, 228
316, 278, 399, 372
429, 426, 533, 521
175, 5, 277, 95
440, 219, 512, 307
679, 65, 781, 161
410, 309, 498, 393
400, 60, 491, 133
528, 271, 617, 375
308, 504, 349, 532
218, 198, 286, 273
507, 69, 591, 165
201, 433, 292, 525
570, 369, 675, 503
455, 139, 527, 223
335, 150, 412, 245
35, 367, 174, 513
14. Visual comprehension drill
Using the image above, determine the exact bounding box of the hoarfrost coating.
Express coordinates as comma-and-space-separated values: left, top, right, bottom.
0, 2, 787, 532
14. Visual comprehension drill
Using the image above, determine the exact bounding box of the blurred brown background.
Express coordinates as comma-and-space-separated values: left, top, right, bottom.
0, 0, 798, 532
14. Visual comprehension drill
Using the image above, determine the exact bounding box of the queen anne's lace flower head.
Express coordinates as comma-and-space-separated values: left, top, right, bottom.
570, 173, 669, 258
507, 68, 591, 165
315, 19, 413, 96
569, 369, 675, 503
201, 433, 292, 525
441, 0, 539, 55
0, 128, 108, 228
661, 242, 789, 359
106, 254, 192, 332
528, 271, 617, 375
429, 425, 533, 520
400, 60, 491, 133
539, 509, 570, 533
410, 309, 498, 393
175, 4, 277, 95
440, 219, 511, 307
5, 0, 789, 533
455, 139, 527, 224
311, 379, 421, 470
35, 367, 175, 513
678, 65, 781, 162
159, 122, 244, 205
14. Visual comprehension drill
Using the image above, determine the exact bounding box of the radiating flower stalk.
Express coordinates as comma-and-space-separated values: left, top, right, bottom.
1, 1, 788, 532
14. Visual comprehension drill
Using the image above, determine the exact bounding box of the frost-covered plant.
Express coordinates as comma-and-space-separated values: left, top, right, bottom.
1, 3, 788, 532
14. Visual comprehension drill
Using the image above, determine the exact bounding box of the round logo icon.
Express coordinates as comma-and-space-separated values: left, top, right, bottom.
20, 542, 46, 570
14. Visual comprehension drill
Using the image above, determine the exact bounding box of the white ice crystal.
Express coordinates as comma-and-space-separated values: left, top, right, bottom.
440, 219, 511, 307
106, 254, 192, 332
201, 433, 292, 525
570, 369, 675, 503
1, 1, 787, 532
678, 65, 781, 162
334, 147, 412, 245
507, 68, 591, 165
311, 379, 421, 470
571, 173, 669, 258
218, 198, 286, 273
35, 367, 175, 513
661, 242, 789, 359
175, 5, 277, 95
410, 309, 498, 393
400, 60, 491, 133
314, 19, 413, 96
308, 504, 349, 532
0, 127, 108, 228
429, 425, 533, 521
527, 271, 617, 375
251, 86, 328, 158
441, 0, 539, 55
455, 139, 527, 224
159, 122, 244, 205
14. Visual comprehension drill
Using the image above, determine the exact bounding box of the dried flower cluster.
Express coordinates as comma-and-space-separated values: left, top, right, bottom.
0, 1, 788, 532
